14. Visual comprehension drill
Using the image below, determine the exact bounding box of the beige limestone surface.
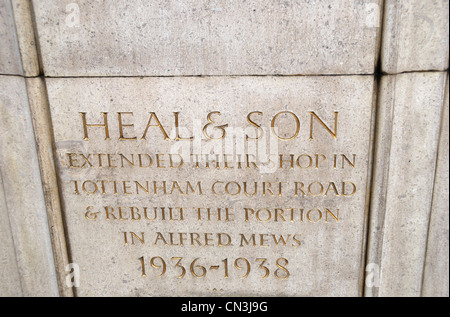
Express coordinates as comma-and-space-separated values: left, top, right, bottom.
0, 75, 59, 296
0, 0, 22, 75
382, 0, 449, 73
0, 172, 22, 296
45, 75, 376, 296
422, 75, 449, 297
9, 0, 41, 76
25, 77, 73, 297
32, 0, 382, 76
366, 72, 448, 297
0, 0, 448, 298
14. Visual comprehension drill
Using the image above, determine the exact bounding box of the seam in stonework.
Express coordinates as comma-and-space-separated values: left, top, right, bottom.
368, 0, 403, 297
361, 0, 388, 298
18, 1, 74, 296
26, 77, 77, 297
2, 70, 447, 80
376, 73, 398, 297
359, 75, 380, 297
26, 0, 44, 76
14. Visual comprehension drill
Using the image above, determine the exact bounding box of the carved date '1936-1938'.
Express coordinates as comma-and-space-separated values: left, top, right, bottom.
138, 256, 290, 280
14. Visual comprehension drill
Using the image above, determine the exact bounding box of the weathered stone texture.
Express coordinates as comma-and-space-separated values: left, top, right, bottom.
32, 0, 382, 76
366, 72, 447, 297
0, 75, 59, 296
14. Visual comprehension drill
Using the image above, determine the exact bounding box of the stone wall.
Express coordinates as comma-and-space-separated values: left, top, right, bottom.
0, 0, 448, 297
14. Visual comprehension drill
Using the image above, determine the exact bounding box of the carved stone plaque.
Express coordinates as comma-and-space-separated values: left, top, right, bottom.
46, 76, 375, 296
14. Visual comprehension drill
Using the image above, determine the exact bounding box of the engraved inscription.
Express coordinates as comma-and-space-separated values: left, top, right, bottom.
47, 77, 374, 296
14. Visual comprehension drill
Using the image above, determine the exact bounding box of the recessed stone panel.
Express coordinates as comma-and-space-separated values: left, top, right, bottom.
46, 76, 375, 296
